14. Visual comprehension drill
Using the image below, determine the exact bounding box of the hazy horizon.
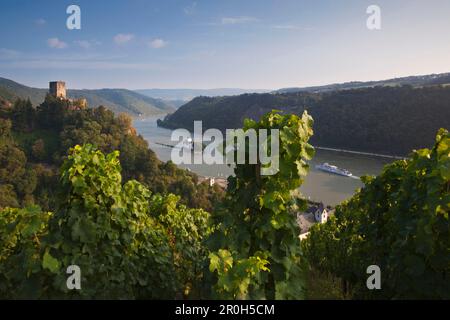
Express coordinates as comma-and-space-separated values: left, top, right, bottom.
1, 0, 450, 89
3, 70, 450, 92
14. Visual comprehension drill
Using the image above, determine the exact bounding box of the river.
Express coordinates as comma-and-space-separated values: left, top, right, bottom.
133, 116, 393, 206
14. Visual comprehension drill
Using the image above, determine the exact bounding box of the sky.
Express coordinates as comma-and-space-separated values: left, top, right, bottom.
1, 0, 450, 90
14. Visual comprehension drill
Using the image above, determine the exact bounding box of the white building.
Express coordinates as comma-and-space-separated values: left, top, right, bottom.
298, 204, 333, 240
314, 205, 328, 223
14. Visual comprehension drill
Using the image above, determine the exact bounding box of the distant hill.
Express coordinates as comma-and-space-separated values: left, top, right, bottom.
67, 89, 175, 116
0, 77, 175, 116
274, 72, 450, 94
0, 77, 47, 106
135, 88, 270, 103
159, 85, 450, 156
159, 99, 187, 109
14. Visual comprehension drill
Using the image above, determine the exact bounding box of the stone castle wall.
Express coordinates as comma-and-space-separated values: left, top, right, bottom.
49, 81, 66, 99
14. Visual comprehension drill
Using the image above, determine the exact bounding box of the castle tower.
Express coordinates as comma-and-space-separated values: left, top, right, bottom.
49, 81, 66, 99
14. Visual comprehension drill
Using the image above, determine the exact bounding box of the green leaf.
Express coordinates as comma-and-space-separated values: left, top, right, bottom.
21, 215, 42, 237
42, 250, 60, 273
439, 163, 450, 180
209, 253, 220, 272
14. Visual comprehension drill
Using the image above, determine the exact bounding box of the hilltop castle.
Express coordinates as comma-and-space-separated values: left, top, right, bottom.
49, 81, 67, 99
49, 81, 87, 109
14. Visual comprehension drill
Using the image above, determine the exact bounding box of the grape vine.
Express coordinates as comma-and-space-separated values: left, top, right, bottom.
302, 128, 450, 299
208, 110, 315, 299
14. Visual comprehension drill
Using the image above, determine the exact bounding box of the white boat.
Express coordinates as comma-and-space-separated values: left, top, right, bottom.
315, 162, 353, 177
180, 138, 193, 150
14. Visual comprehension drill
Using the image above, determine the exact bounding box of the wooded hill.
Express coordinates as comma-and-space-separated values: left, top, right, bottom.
159, 85, 450, 156
0, 96, 222, 211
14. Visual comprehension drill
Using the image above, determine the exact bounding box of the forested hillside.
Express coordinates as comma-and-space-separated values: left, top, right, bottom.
0, 77, 174, 116
160, 85, 450, 156
0, 96, 222, 211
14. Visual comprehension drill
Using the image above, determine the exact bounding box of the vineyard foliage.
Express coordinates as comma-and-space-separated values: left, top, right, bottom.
1, 105, 449, 299
0, 144, 211, 299
302, 129, 450, 299
208, 111, 315, 299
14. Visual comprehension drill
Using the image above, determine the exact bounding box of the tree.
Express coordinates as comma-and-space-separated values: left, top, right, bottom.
0, 118, 12, 138
0, 140, 29, 206
0, 185, 19, 209
32, 139, 46, 161
36, 95, 70, 132
11, 99, 34, 132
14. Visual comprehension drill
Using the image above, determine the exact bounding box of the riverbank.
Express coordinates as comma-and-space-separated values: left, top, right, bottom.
134, 116, 390, 206
314, 146, 406, 160
155, 117, 407, 161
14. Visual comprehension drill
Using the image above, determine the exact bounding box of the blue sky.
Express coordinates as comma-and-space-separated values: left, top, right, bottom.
1, 0, 450, 89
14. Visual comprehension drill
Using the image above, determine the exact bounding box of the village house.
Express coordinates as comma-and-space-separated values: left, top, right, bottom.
297, 203, 334, 240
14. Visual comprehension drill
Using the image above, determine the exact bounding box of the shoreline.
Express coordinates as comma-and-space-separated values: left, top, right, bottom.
314, 146, 406, 160
136, 118, 389, 206
154, 119, 407, 161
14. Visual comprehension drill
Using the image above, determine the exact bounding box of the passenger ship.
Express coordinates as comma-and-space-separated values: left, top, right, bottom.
315, 162, 353, 177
